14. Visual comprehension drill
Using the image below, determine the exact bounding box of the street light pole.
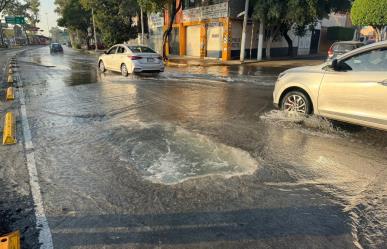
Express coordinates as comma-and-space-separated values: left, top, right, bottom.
92, 8, 98, 51
240, 0, 249, 62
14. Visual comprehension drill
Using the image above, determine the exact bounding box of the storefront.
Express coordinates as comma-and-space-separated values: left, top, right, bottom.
166, 2, 233, 61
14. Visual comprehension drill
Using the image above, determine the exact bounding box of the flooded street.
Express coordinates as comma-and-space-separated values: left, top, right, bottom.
10, 46, 387, 248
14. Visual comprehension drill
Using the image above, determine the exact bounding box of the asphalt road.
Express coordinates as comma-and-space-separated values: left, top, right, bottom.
1, 46, 386, 249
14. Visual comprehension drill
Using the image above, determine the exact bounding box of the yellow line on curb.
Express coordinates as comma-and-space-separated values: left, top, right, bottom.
6, 87, 15, 101
0, 231, 20, 249
2, 112, 16, 145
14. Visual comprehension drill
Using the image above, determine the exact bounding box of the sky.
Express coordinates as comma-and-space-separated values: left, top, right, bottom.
39, 0, 59, 36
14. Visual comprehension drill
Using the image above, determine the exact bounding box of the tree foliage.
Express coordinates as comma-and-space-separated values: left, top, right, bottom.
351, 0, 387, 41
55, 0, 91, 47
0, 0, 12, 13
80, 0, 139, 46
56, 0, 90, 33
252, 0, 351, 58
27, 0, 40, 26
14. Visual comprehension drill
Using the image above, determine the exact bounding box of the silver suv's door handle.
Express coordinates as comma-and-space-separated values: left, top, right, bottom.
377, 80, 387, 86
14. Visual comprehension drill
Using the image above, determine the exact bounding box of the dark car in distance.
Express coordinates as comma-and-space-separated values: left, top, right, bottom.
327, 41, 364, 61
50, 43, 64, 53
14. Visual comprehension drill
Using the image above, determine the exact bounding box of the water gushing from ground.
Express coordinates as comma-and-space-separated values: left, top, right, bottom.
114, 123, 259, 185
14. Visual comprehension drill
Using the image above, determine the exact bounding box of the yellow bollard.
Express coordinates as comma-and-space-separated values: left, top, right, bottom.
0, 231, 20, 249
7, 74, 14, 84
6, 87, 14, 101
2, 112, 16, 145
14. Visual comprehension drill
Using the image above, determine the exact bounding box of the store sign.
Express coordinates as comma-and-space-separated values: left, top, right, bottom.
148, 13, 164, 29
183, 2, 229, 22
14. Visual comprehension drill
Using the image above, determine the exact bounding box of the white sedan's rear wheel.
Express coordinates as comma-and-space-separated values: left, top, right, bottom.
121, 64, 128, 77
99, 60, 106, 72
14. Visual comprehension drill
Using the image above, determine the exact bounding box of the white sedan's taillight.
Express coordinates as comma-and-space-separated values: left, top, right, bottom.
128, 56, 143, 60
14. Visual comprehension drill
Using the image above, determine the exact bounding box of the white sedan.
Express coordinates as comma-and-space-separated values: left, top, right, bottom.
98, 44, 165, 76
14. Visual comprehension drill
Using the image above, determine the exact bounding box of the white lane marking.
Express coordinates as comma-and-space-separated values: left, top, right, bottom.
15, 59, 54, 248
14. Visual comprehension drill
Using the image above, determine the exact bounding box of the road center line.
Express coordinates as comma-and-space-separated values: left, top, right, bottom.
15, 59, 54, 249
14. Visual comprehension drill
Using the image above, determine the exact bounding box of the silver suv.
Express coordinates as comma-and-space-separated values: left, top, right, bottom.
273, 41, 387, 131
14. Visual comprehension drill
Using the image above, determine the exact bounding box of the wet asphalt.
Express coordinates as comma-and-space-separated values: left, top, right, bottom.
1, 46, 386, 248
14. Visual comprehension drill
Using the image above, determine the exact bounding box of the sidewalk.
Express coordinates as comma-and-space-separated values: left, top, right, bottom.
79, 48, 325, 68
166, 55, 326, 67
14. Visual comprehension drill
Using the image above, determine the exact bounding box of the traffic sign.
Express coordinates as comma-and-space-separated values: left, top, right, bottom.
5, 16, 25, 25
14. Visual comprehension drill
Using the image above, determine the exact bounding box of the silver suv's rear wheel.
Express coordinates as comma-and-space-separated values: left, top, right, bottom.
281, 91, 312, 114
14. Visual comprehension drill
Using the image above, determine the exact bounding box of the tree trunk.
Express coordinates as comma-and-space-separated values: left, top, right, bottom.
375, 27, 382, 42
162, 0, 182, 61
282, 31, 293, 57
266, 36, 272, 60
266, 26, 281, 60
24, 27, 30, 45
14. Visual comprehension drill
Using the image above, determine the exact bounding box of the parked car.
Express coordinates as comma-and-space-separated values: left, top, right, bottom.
50, 43, 63, 53
364, 39, 376, 45
327, 41, 364, 61
273, 41, 387, 131
98, 44, 164, 76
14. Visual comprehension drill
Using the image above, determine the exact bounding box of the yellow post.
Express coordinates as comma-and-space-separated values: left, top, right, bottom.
6, 87, 15, 101
179, 23, 186, 56
3, 112, 16, 145
0, 231, 20, 249
7, 74, 14, 84
222, 18, 232, 61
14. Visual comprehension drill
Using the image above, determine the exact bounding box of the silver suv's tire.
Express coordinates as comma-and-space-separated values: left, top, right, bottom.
281, 91, 313, 114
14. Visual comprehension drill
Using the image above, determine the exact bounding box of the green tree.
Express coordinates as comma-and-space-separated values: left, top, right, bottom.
351, 0, 387, 41
80, 0, 139, 46
0, 0, 12, 12
252, 0, 351, 58
26, 0, 40, 27
55, 0, 91, 48
138, 0, 182, 60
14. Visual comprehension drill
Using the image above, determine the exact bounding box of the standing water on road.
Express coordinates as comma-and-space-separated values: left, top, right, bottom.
9, 47, 387, 249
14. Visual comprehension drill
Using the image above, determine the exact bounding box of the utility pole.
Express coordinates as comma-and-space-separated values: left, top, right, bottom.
140, 7, 145, 45
257, 19, 264, 61
92, 8, 97, 51
240, 0, 249, 62
0, 20, 4, 46
45, 12, 49, 36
